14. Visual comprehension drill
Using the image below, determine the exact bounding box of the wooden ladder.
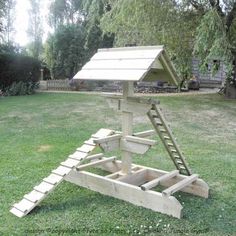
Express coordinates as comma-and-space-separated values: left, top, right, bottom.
147, 104, 192, 176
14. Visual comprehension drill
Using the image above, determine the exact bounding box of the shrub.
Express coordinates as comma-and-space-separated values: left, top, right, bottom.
5, 81, 39, 96
0, 53, 41, 95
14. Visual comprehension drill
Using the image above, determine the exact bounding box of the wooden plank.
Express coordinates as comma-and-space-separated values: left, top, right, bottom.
141, 170, 179, 191
92, 128, 114, 139
61, 159, 80, 168
77, 144, 95, 153
65, 170, 183, 219
76, 157, 116, 171
93, 134, 122, 144
162, 174, 199, 197
133, 130, 155, 138
84, 138, 96, 146
91, 48, 162, 60
52, 166, 71, 177
13, 199, 35, 213
99, 139, 120, 152
121, 81, 133, 175
43, 174, 64, 185
84, 153, 104, 161
10, 207, 25, 218
24, 190, 45, 203
74, 69, 147, 81
125, 135, 156, 146
119, 100, 152, 113
120, 139, 151, 155
83, 59, 154, 70
69, 151, 88, 160
34, 182, 55, 194
98, 45, 163, 52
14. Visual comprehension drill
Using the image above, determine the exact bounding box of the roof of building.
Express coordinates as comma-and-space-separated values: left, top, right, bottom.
73, 46, 179, 86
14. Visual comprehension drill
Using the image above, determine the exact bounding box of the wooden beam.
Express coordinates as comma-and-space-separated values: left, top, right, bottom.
133, 130, 155, 138
76, 157, 116, 171
65, 170, 183, 218
141, 170, 179, 191
125, 135, 156, 146
162, 174, 199, 197
84, 153, 104, 161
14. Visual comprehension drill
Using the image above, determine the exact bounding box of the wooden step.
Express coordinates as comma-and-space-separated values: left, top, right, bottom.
141, 170, 179, 191
69, 151, 88, 160
52, 166, 72, 177
162, 174, 198, 197
84, 138, 96, 146
34, 182, 55, 194
10, 207, 25, 218
43, 174, 63, 185
164, 136, 170, 140
61, 158, 80, 168
13, 199, 35, 213
24, 190, 45, 203
77, 144, 95, 153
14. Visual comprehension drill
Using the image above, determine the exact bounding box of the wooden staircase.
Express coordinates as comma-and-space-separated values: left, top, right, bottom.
147, 104, 192, 176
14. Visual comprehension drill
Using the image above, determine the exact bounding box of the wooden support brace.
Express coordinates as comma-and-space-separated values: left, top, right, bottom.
133, 130, 155, 138
76, 157, 116, 171
141, 170, 179, 191
125, 136, 156, 146
162, 174, 199, 197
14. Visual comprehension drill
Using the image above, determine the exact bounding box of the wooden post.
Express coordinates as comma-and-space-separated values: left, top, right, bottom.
121, 81, 134, 174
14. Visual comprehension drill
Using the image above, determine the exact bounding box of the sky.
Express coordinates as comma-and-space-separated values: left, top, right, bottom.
15, 0, 50, 46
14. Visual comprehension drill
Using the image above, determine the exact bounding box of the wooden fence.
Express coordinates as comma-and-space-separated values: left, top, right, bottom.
40, 80, 71, 91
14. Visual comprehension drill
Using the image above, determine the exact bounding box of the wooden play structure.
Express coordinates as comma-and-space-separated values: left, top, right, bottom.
10, 46, 209, 219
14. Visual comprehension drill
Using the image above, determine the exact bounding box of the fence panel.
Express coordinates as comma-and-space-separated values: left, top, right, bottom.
46, 80, 71, 91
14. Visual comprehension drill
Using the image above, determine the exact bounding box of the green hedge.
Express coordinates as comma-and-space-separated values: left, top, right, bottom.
0, 53, 41, 94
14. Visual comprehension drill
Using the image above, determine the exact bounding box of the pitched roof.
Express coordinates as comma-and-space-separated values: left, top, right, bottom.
73, 46, 179, 86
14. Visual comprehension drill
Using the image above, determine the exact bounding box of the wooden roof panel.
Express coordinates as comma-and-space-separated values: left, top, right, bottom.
73, 46, 179, 85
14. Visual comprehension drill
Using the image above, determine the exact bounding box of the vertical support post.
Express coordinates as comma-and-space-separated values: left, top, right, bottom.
121, 81, 134, 174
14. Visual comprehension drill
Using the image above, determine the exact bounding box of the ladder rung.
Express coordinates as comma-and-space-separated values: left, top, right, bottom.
174, 155, 180, 159
160, 129, 166, 132
152, 115, 159, 118
162, 174, 198, 196
167, 142, 174, 147
164, 136, 170, 140
156, 122, 163, 126
176, 160, 183, 164
141, 170, 179, 190
171, 149, 177, 153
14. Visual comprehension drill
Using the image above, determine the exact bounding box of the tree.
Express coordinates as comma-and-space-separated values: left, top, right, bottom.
101, 0, 200, 79
27, 0, 43, 59
2, 0, 16, 45
190, 0, 236, 95
44, 24, 86, 79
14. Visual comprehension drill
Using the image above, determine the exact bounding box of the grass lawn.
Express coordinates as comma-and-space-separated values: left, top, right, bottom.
0, 92, 235, 235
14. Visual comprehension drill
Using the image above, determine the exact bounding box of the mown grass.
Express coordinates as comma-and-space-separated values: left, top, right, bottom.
0, 92, 235, 235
